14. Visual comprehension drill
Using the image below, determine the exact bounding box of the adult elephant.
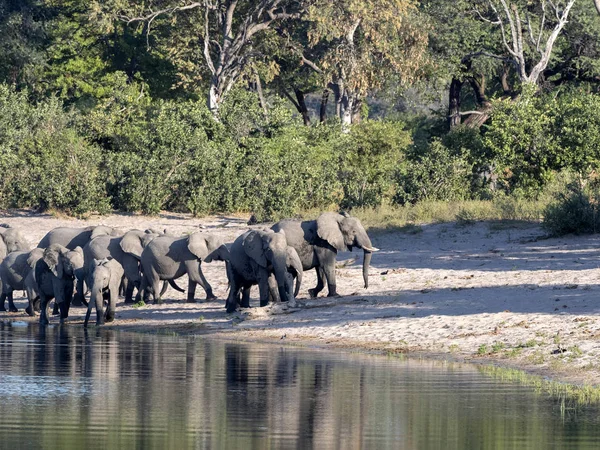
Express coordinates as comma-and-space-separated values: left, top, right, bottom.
0, 248, 43, 313
34, 244, 85, 325
226, 229, 303, 313
37, 225, 118, 249
272, 212, 378, 298
0, 225, 30, 260
83, 229, 173, 304
140, 232, 229, 304
38, 225, 118, 305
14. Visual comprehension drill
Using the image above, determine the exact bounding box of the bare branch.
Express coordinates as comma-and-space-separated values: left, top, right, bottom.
471, 8, 500, 24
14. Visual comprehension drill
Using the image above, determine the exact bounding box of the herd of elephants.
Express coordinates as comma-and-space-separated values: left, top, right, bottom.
0, 212, 378, 327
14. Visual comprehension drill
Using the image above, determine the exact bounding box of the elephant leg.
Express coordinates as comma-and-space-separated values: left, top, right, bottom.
7, 290, 18, 312
125, 281, 136, 304
39, 294, 51, 326
58, 284, 73, 323
309, 267, 326, 299
0, 292, 6, 312
104, 290, 116, 323
52, 302, 60, 316
71, 277, 85, 307
189, 263, 216, 301
241, 287, 250, 308
257, 271, 271, 307
267, 274, 280, 304
321, 256, 339, 297
123, 258, 140, 304
187, 280, 197, 303
25, 294, 37, 317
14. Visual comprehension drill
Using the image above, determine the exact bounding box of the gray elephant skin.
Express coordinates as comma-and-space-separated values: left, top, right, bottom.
226, 229, 303, 313
34, 244, 85, 325
85, 257, 124, 327
140, 232, 229, 304
272, 212, 378, 298
0, 248, 43, 313
0, 225, 30, 260
37, 225, 118, 306
83, 229, 163, 304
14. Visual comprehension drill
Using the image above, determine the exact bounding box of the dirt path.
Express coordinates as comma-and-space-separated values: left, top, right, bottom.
2, 210, 600, 385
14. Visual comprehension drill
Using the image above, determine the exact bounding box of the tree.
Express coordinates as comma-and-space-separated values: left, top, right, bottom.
305, 0, 428, 126
475, 0, 576, 85
98, 0, 302, 118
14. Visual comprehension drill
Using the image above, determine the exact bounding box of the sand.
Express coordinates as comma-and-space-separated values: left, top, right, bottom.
2, 210, 600, 385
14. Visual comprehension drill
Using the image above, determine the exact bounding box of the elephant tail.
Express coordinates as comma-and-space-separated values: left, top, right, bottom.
165, 279, 185, 294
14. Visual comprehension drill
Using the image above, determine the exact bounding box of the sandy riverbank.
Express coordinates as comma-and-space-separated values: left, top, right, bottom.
2, 210, 600, 386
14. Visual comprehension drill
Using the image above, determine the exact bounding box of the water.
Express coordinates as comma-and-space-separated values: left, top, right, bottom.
1, 323, 600, 450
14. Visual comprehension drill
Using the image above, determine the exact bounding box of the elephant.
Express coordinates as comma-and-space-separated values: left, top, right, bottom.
37, 225, 118, 249
83, 229, 172, 304
0, 225, 30, 260
140, 232, 229, 304
0, 248, 43, 313
272, 212, 379, 298
38, 225, 118, 305
84, 258, 124, 327
34, 244, 85, 325
225, 229, 303, 313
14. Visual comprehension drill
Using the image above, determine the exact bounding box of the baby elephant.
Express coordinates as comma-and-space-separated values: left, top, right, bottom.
0, 248, 44, 314
226, 229, 303, 313
85, 258, 124, 327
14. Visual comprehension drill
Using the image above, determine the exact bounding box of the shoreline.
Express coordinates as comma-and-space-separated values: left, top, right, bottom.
2, 211, 600, 390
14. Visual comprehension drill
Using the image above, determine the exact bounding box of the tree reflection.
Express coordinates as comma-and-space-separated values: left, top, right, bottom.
0, 322, 599, 450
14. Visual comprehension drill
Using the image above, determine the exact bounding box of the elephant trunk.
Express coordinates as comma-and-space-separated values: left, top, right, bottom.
356, 233, 378, 289
362, 250, 372, 289
273, 256, 291, 303
86, 288, 103, 327
288, 249, 303, 297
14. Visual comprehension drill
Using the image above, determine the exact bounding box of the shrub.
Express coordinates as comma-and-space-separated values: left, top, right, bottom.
542, 183, 600, 235
0, 85, 108, 215
395, 138, 474, 204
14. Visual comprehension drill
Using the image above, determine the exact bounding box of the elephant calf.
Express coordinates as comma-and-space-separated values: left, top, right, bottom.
0, 248, 43, 314
226, 229, 303, 313
140, 232, 229, 304
85, 258, 124, 327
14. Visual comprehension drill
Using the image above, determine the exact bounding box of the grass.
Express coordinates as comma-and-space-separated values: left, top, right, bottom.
340, 198, 548, 232
478, 365, 600, 405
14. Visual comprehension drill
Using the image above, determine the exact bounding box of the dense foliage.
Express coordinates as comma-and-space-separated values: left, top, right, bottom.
1, 1, 600, 222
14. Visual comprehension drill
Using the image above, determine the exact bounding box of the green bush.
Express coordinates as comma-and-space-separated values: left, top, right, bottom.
395, 138, 474, 204
543, 183, 600, 235
0, 86, 108, 215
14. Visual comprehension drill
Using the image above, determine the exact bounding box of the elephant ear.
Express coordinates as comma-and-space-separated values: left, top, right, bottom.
316, 212, 346, 251
43, 245, 64, 278
120, 230, 145, 260
27, 248, 44, 268
242, 231, 268, 268
187, 233, 209, 260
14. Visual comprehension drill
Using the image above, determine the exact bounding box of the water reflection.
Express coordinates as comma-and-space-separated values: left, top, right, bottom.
0, 323, 600, 449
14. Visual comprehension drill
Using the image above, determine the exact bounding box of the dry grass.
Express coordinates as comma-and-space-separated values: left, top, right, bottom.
344, 198, 548, 232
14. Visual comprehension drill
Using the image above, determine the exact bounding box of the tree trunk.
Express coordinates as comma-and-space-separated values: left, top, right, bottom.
448, 77, 462, 129
207, 81, 220, 118
330, 82, 342, 119
320, 89, 329, 123
294, 89, 311, 126
255, 74, 268, 115
351, 96, 362, 124
595, 0, 600, 15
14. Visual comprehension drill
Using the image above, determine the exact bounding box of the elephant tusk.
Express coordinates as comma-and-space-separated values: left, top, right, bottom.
363, 246, 379, 252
